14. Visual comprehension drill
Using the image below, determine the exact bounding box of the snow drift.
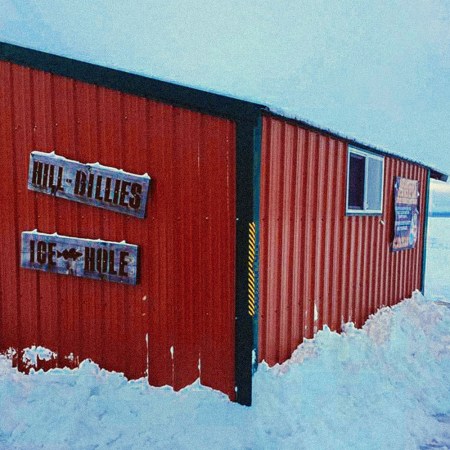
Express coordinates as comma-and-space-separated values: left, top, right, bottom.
1, 291, 449, 449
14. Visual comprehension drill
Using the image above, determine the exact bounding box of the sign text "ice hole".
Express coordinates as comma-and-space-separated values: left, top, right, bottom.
21, 231, 139, 285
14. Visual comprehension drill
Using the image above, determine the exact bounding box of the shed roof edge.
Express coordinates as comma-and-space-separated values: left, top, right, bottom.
263, 110, 448, 182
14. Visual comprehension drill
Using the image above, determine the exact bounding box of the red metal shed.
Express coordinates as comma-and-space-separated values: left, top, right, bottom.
258, 114, 436, 365
0, 42, 447, 405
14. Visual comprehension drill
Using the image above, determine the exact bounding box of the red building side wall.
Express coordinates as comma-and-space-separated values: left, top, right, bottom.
259, 115, 427, 365
0, 61, 236, 399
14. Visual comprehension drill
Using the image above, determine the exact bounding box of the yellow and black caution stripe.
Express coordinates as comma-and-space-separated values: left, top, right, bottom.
248, 222, 257, 317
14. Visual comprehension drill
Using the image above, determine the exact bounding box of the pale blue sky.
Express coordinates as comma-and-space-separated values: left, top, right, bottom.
1, 0, 449, 180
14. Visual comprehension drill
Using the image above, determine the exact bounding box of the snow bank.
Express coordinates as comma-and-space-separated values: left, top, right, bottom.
253, 292, 450, 449
1, 292, 449, 449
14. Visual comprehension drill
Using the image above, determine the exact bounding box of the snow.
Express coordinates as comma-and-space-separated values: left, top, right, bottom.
31, 151, 151, 179
424, 217, 450, 302
22, 346, 56, 368
1, 218, 450, 449
22, 230, 134, 247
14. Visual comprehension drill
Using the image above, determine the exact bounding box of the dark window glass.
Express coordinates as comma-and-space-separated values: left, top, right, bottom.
348, 153, 365, 209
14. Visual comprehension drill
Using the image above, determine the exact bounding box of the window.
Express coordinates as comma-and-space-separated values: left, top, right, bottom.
346, 147, 384, 215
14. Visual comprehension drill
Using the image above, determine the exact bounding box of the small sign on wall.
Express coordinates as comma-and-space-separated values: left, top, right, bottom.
21, 231, 139, 285
28, 151, 151, 218
392, 177, 420, 251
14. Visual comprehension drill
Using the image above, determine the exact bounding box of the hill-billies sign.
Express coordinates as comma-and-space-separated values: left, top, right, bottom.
28, 151, 151, 218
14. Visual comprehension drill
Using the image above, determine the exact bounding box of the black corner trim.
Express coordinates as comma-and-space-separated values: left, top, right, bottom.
420, 170, 431, 294
0, 41, 261, 121
234, 116, 259, 406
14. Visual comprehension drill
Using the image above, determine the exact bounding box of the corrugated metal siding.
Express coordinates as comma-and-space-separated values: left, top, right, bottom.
0, 61, 236, 399
259, 115, 427, 365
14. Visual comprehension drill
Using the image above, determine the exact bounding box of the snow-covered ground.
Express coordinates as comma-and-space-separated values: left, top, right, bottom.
1, 218, 450, 450
430, 181, 450, 216
425, 217, 450, 303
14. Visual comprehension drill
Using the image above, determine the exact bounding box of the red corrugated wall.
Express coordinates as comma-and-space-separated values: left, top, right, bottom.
259, 114, 427, 365
0, 61, 236, 399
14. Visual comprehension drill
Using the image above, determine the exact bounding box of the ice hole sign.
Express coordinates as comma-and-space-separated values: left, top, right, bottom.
28, 151, 150, 218
21, 231, 139, 285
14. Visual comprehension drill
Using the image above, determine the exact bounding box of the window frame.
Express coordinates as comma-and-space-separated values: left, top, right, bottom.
345, 146, 385, 216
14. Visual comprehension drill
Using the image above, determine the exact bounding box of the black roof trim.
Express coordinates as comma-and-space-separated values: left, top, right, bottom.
429, 169, 448, 182
0, 41, 261, 122
265, 110, 448, 182
0, 41, 446, 182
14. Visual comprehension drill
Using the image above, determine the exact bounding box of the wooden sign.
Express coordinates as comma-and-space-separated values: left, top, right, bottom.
21, 231, 139, 285
28, 151, 151, 218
